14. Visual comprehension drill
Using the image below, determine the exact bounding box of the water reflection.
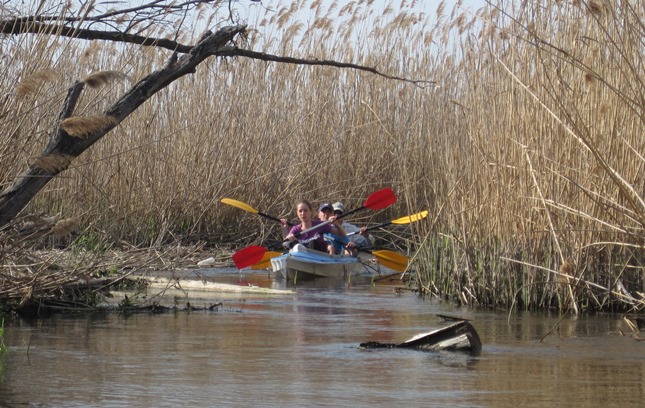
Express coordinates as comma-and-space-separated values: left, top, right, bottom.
1, 270, 643, 407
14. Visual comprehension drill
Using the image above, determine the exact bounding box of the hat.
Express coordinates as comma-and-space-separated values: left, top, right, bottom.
318, 202, 333, 212
332, 202, 345, 213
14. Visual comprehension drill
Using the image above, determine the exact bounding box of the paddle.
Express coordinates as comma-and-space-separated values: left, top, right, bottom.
324, 210, 428, 256
250, 251, 284, 270
232, 188, 397, 269
221, 198, 293, 226
248, 248, 408, 273
369, 249, 408, 272
345, 210, 429, 237
322, 210, 425, 272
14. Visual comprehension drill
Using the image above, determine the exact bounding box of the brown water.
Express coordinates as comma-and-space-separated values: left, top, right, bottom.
1, 269, 643, 407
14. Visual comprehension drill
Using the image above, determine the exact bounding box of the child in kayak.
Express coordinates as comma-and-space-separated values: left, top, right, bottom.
326, 202, 374, 256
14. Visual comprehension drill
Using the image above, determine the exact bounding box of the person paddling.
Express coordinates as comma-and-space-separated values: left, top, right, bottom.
281, 200, 344, 254
327, 202, 374, 256
316, 202, 352, 254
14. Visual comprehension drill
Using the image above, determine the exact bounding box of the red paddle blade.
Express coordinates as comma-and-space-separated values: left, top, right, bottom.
232, 245, 268, 269
363, 188, 397, 210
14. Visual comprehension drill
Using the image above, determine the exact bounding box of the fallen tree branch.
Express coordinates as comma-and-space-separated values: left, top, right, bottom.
0, 19, 194, 53
219, 48, 435, 87
0, 25, 245, 227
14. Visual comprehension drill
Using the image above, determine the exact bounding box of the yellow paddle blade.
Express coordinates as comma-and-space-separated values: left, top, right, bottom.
250, 260, 271, 270
250, 251, 283, 270
372, 250, 408, 272
221, 198, 259, 214
390, 210, 429, 225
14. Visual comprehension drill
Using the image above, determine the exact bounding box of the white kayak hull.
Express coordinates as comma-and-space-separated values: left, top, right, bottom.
270, 244, 360, 280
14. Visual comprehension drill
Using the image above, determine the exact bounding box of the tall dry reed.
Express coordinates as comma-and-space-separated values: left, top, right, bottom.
0, 0, 642, 312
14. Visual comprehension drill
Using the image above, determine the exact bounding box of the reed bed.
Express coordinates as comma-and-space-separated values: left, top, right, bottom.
0, 0, 643, 313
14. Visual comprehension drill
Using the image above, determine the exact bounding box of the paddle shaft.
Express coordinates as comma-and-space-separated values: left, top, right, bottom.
221, 198, 294, 226
258, 211, 293, 226
285, 188, 396, 244
274, 203, 375, 249
252, 211, 281, 223
345, 210, 429, 236
272, 218, 338, 250
346, 220, 392, 237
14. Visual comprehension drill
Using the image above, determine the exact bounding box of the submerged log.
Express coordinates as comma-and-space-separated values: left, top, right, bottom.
359, 321, 482, 355
138, 276, 296, 295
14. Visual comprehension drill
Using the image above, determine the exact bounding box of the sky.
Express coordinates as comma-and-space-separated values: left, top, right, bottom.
239, 0, 490, 27
242, 0, 489, 15
231, 0, 491, 53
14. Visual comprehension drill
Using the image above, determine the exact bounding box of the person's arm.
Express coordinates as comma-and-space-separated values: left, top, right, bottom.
280, 218, 290, 239
285, 225, 300, 242
329, 215, 347, 237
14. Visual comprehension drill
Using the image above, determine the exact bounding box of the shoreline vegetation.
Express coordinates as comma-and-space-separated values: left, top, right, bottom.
1, 1, 643, 317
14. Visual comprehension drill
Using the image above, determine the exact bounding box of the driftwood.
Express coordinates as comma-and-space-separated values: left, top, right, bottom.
0, 244, 229, 316
359, 320, 482, 355
139, 276, 296, 295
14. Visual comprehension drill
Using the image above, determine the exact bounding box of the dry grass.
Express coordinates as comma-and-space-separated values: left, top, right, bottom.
0, 0, 643, 313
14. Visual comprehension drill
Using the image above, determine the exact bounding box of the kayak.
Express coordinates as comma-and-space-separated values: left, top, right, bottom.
270, 244, 361, 280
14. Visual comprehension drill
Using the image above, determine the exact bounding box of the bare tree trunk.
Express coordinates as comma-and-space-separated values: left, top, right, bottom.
0, 25, 245, 228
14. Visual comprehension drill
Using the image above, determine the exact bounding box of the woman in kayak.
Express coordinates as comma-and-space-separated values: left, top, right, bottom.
282, 200, 345, 254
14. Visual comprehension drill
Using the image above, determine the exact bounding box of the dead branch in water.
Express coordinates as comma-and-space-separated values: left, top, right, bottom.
0, 215, 231, 316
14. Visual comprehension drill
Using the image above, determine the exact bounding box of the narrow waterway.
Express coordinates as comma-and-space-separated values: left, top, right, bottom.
1, 268, 643, 407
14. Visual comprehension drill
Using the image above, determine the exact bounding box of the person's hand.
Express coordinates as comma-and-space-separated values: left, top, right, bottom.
280, 219, 291, 239
359, 227, 368, 235
286, 233, 296, 242
346, 241, 356, 249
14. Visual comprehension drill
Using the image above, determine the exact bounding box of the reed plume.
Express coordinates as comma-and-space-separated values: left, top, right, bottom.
60, 115, 117, 138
